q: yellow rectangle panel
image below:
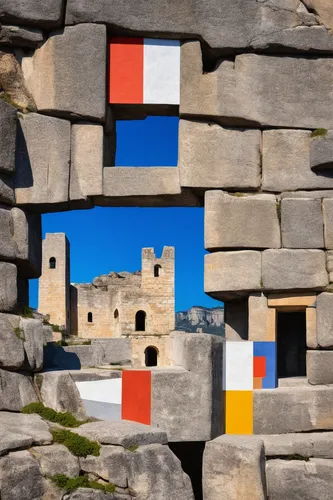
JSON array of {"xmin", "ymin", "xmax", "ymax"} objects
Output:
[{"xmin": 225, "ymin": 391, "xmax": 253, "ymax": 435}]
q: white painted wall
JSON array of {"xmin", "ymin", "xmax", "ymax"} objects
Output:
[
  {"xmin": 223, "ymin": 341, "xmax": 253, "ymax": 390},
  {"xmin": 76, "ymin": 378, "xmax": 122, "ymax": 404}
]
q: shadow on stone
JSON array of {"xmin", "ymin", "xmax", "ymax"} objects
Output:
[{"xmin": 43, "ymin": 344, "xmax": 81, "ymax": 371}]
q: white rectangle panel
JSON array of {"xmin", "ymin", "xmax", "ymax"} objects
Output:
[
  {"xmin": 143, "ymin": 39, "xmax": 180, "ymax": 105},
  {"xmin": 76, "ymin": 378, "xmax": 122, "ymax": 405},
  {"xmin": 223, "ymin": 341, "xmax": 253, "ymax": 391}
]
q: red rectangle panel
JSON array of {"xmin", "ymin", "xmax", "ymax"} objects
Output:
[
  {"xmin": 122, "ymin": 370, "xmax": 151, "ymax": 425},
  {"xmin": 254, "ymin": 356, "xmax": 266, "ymax": 378},
  {"xmin": 109, "ymin": 37, "xmax": 144, "ymax": 104}
]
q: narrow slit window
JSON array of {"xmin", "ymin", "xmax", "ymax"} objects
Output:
[{"xmin": 88, "ymin": 312, "xmax": 93, "ymax": 323}]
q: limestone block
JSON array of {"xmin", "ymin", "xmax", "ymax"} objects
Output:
[
  {"xmin": 0, "ymin": 262, "xmax": 17, "ymax": 312},
  {"xmin": 39, "ymin": 371, "xmax": 88, "ymax": 420},
  {"xmin": 80, "ymin": 445, "xmax": 128, "ymax": 486},
  {"xmin": 262, "ymin": 250, "xmax": 328, "ymax": 291},
  {"xmin": 310, "ymin": 131, "xmax": 333, "ymax": 170},
  {"xmin": 0, "ymin": 174, "xmax": 15, "ymax": 205},
  {"xmin": 307, "ymin": 351, "xmax": 333, "ymax": 385},
  {"xmin": 0, "ymin": 207, "xmax": 16, "ymax": 261},
  {"xmin": 0, "ymin": 25, "xmax": 44, "ymax": 48},
  {"xmin": 262, "ymin": 432, "xmax": 333, "ymax": 459},
  {"xmin": 68, "ymin": 490, "xmax": 128, "ymax": 500},
  {"xmin": 266, "ymin": 458, "xmax": 333, "ymax": 500},
  {"xmin": 323, "ymin": 199, "xmax": 333, "ymax": 249},
  {"xmin": 179, "ymin": 121, "xmax": 261, "ymax": 189},
  {"xmin": 0, "ymin": 99, "xmax": 16, "ymax": 173},
  {"xmin": 267, "ymin": 293, "xmax": 317, "ymax": 308},
  {"xmin": 327, "ymin": 250, "xmax": 333, "ymax": 282},
  {"xmin": 262, "ymin": 130, "xmax": 333, "ymax": 192},
  {"xmin": 0, "ymin": 52, "xmax": 36, "ymax": 113},
  {"xmin": 281, "ymin": 198, "xmax": 324, "ymax": 249},
  {"xmin": 11, "ymin": 207, "xmax": 42, "ymax": 278},
  {"xmin": 303, "ymin": 0, "xmax": 333, "ymax": 31},
  {"xmin": 205, "ymin": 191, "xmax": 280, "ymax": 250},
  {"xmin": 316, "ymin": 292, "xmax": 333, "ymax": 348},
  {"xmin": 0, "ymin": 450, "xmax": 44, "ymax": 500},
  {"xmin": 91, "ymin": 339, "xmax": 132, "ymax": 365},
  {"xmin": 224, "ymin": 300, "xmax": 248, "ymax": 340},
  {"xmin": 0, "ymin": 412, "xmax": 52, "ymax": 457},
  {"xmin": 63, "ymin": 345, "xmax": 104, "ymax": 367},
  {"xmin": 306, "ymin": 307, "xmax": 318, "ymax": 349},
  {"xmin": 249, "ymin": 293, "xmax": 276, "ymax": 342},
  {"xmin": 205, "ymin": 251, "xmax": 261, "ymax": 300},
  {"xmin": 20, "ymin": 318, "xmax": 44, "ymax": 371},
  {"xmin": 0, "ymin": 368, "xmax": 38, "ymax": 411},
  {"xmin": 0, "ymin": 0, "xmax": 64, "ymax": 27},
  {"xmin": 0, "ymin": 313, "xmax": 24, "ymax": 370},
  {"xmin": 15, "ymin": 113, "xmax": 70, "ymax": 208},
  {"xmin": 254, "ymin": 386, "xmax": 333, "ymax": 434},
  {"xmin": 24, "ymin": 24, "xmax": 106, "ymax": 121},
  {"xmin": 203, "ymin": 435, "xmax": 266, "ymax": 500},
  {"xmin": 76, "ymin": 421, "xmax": 168, "ymax": 448},
  {"xmin": 30, "ymin": 443, "xmax": 80, "ymax": 478},
  {"xmin": 70, "ymin": 123, "xmax": 103, "ymax": 201}
]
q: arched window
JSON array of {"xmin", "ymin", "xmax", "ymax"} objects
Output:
[
  {"xmin": 154, "ymin": 264, "xmax": 161, "ymax": 277},
  {"xmin": 145, "ymin": 346, "xmax": 158, "ymax": 367},
  {"xmin": 135, "ymin": 310, "xmax": 146, "ymax": 332},
  {"xmin": 49, "ymin": 257, "xmax": 56, "ymax": 269},
  {"xmin": 87, "ymin": 312, "xmax": 93, "ymax": 323},
  {"xmin": 114, "ymin": 309, "xmax": 119, "ymax": 320}
]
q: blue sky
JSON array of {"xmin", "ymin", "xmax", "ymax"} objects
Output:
[{"xmin": 29, "ymin": 116, "xmax": 222, "ymax": 312}]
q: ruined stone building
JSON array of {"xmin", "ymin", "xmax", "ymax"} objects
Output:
[{"xmin": 39, "ymin": 233, "xmax": 175, "ymax": 366}]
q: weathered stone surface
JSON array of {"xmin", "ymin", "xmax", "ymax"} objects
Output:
[
  {"xmin": 30, "ymin": 443, "xmax": 80, "ymax": 478},
  {"xmin": 224, "ymin": 299, "xmax": 248, "ymax": 340},
  {"xmin": 0, "ymin": 52, "xmax": 36, "ymax": 113},
  {"xmin": 248, "ymin": 293, "xmax": 276, "ymax": 342},
  {"xmin": 262, "ymin": 432, "xmax": 333, "ymax": 459},
  {"xmin": 0, "ymin": 25, "xmax": 44, "ymax": 48},
  {"xmin": 0, "ymin": 368, "xmax": 37, "ymax": 411},
  {"xmin": 126, "ymin": 444, "xmax": 194, "ymax": 500},
  {"xmin": 0, "ymin": 450, "xmax": 44, "ymax": 500},
  {"xmin": 68, "ymin": 489, "xmax": 125, "ymax": 500},
  {"xmin": 80, "ymin": 445, "xmax": 128, "ymax": 486},
  {"xmin": 205, "ymin": 251, "xmax": 261, "ymax": 300},
  {"xmin": 0, "ymin": 312, "xmax": 24, "ymax": 369},
  {"xmin": 263, "ymin": 129, "xmax": 333, "ymax": 192},
  {"xmin": 0, "ymin": 262, "xmax": 17, "ymax": 312},
  {"xmin": 91, "ymin": 338, "xmax": 132, "ymax": 365},
  {"xmin": 63, "ymin": 344, "xmax": 104, "ymax": 367},
  {"xmin": 70, "ymin": 123, "xmax": 103, "ymax": 201},
  {"xmin": 42, "ymin": 480, "xmax": 64, "ymax": 500},
  {"xmin": 205, "ymin": 191, "xmax": 280, "ymax": 250},
  {"xmin": 254, "ymin": 386, "xmax": 333, "ymax": 434},
  {"xmin": 262, "ymin": 250, "xmax": 328, "ymax": 291},
  {"xmin": 327, "ymin": 250, "xmax": 333, "ymax": 282},
  {"xmin": 0, "ymin": 99, "xmax": 16, "ymax": 173},
  {"xmin": 307, "ymin": 351, "xmax": 333, "ymax": 385},
  {"xmin": 0, "ymin": 174, "xmax": 14, "ymax": 205},
  {"xmin": 76, "ymin": 420, "xmax": 167, "ymax": 447},
  {"xmin": 310, "ymin": 131, "xmax": 333, "ymax": 171},
  {"xmin": 316, "ymin": 292, "xmax": 333, "ymax": 348},
  {"xmin": 0, "ymin": 207, "xmax": 16, "ymax": 260},
  {"xmin": 303, "ymin": 0, "xmax": 333, "ymax": 30},
  {"xmin": 24, "ymin": 24, "xmax": 106, "ymax": 121},
  {"xmin": 266, "ymin": 458, "xmax": 333, "ymax": 500},
  {"xmin": 15, "ymin": 113, "xmax": 70, "ymax": 208},
  {"xmin": 20, "ymin": 317, "xmax": 44, "ymax": 371},
  {"xmin": 281, "ymin": 198, "xmax": 324, "ymax": 249},
  {"xmin": 0, "ymin": 0, "xmax": 64, "ymax": 27},
  {"xmin": 0, "ymin": 412, "xmax": 52, "ymax": 457},
  {"xmin": 12, "ymin": 207, "xmax": 42, "ymax": 278},
  {"xmin": 179, "ymin": 121, "xmax": 261, "ymax": 189},
  {"xmin": 323, "ymin": 199, "xmax": 333, "ymax": 249},
  {"xmin": 203, "ymin": 435, "xmax": 266, "ymax": 500},
  {"xmin": 39, "ymin": 371, "xmax": 87, "ymax": 420}
]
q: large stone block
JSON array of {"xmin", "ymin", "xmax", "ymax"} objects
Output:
[
  {"xmin": 254, "ymin": 386, "xmax": 333, "ymax": 434},
  {"xmin": 0, "ymin": 0, "xmax": 64, "ymax": 27},
  {"xmin": 262, "ymin": 432, "xmax": 333, "ymax": 459},
  {"xmin": 0, "ymin": 262, "xmax": 17, "ymax": 312},
  {"xmin": 310, "ymin": 131, "xmax": 333, "ymax": 171},
  {"xmin": 30, "ymin": 443, "xmax": 80, "ymax": 478},
  {"xmin": 203, "ymin": 435, "xmax": 266, "ymax": 500},
  {"xmin": 15, "ymin": 113, "xmax": 70, "ymax": 208},
  {"xmin": 0, "ymin": 174, "xmax": 15, "ymax": 205},
  {"xmin": 205, "ymin": 191, "xmax": 280, "ymax": 250},
  {"xmin": 91, "ymin": 338, "xmax": 132, "ymax": 365},
  {"xmin": 323, "ymin": 199, "xmax": 333, "ymax": 249},
  {"xmin": 307, "ymin": 351, "xmax": 333, "ymax": 385},
  {"xmin": 23, "ymin": 24, "xmax": 106, "ymax": 121},
  {"xmin": 20, "ymin": 318, "xmax": 44, "ymax": 371},
  {"xmin": 12, "ymin": 207, "xmax": 42, "ymax": 278},
  {"xmin": 266, "ymin": 458, "xmax": 333, "ymax": 500},
  {"xmin": 281, "ymin": 198, "xmax": 324, "ymax": 249},
  {"xmin": 248, "ymin": 293, "xmax": 276, "ymax": 342},
  {"xmin": 0, "ymin": 207, "xmax": 16, "ymax": 261},
  {"xmin": 205, "ymin": 251, "xmax": 261, "ymax": 300},
  {"xmin": 262, "ymin": 130, "xmax": 333, "ymax": 192},
  {"xmin": 316, "ymin": 292, "xmax": 333, "ymax": 348},
  {"xmin": 262, "ymin": 250, "xmax": 328, "ymax": 291},
  {"xmin": 181, "ymin": 49, "xmax": 333, "ymax": 128},
  {"xmin": 0, "ymin": 313, "xmax": 24, "ymax": 370},
  {"xmin": 179, "ymin": 121, "xmax": 261, "ymax": 189},
  {"xmin": 80, "ymin": 445, "xmax": 128, "ymax": 486},
  {"xmin": 303, "ymin": 0, "xmax": 333, "ymax": 31},
  {"xmin": 0, "ymin": 99, "xmax": 16, "ymax": 173},
  {"xmin": 0, "ymin": 450, "xmax": 44, "ymax": 500},
  {"xmin": 0, "ymin": 368, "xmax": 38, "ymax": 411},
  {"xmin": 70, "ymin": 123, "xmax": 103, "ymax": 201}
]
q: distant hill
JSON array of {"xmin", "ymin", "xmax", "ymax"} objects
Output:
[{"xmin": 175, "ymin": 306, "xmax": 225, "ymax": 336}]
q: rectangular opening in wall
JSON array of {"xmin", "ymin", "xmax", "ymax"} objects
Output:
[{"xmin": 277, "ymin": 311, "xmax": 306, "ymax": 378}]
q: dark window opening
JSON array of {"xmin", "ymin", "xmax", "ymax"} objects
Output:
[
  {"xmin": 277, "ymin": 311, "xmax": 306, "ymax": 378},
  {"xmin": 145, "ymin": 346, "xmax": 158, "ymax": 367},
  {"xmin": 49, "ymin": 257, "xmax": 56, "ymax": 269},
  {"xmin": 114, "ymin": 309, "xmax": 119, "ymax": 319},
  {"xmin": 135, "ymin": 310, "xmax": 146, "ymax": 331},
  {"xmin": 154, "ymin": 264, "xmax": 161, "ymax": 277},
  {"xmin": 87, "ymin": 312, "xmax": 93, "ymax": 323}
]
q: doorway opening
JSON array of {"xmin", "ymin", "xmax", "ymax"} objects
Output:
[
  {"xmin": 135, "ymin": 310, "xmax": 146, "ymax": 331},
  {"xmin": 277, "ymin": 311, "xmax": 306, "ymax": 378},
  {"xmin": 145, "ymin": 346, "xmax": 158, "ymax": 367}
]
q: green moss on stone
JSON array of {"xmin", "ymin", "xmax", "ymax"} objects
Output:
[
  {"xmin": 21, "ymin": 402, "xmax": 87, "ymax": 428},
  {"xmin": 14, "ymin": 327, "xmax": 25, "ymax": 342},
  {"xmin": 311, "ymin": 128, "xmax": 328, "ymax": 138},
  {"xmin": 50, "ymin": 474, "xmax": 115, "ymax": 493},
  {"xmin": 51, "ymin": 428, "xmax": 100, "ymax": 457}
]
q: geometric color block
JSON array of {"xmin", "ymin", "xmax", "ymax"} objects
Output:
[
  {"xmin": 253, "ymin": 342, "xmax": 277, "ymax": 389},
  {"xmin": 121, "ymin": 370, "xmax": 151, "ymax": 425},
  {"xmin": 253, "ymin": 377, "xmax": 263, "ymax": 389},
  {"xmin": 223, "ymin": 341, "xmax": 253, "ymax": 391},
  {"xmin": 109, "ymin": 38, "xmax": 180, "ymax": 105},
  {"xmin": 253, "ymin": 356, "xmax": 266, "ymax": 378},
  {"xmin": 225, "ymin": 391, "xmax": 253, "ymax": 435}
]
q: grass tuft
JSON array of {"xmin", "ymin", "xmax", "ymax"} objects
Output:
[
  {"xmin": 51, "ymin": 428, "xmax": 100, "ymax": 457},
  {"xmin": 50, "ymin": 474, "xmax": 115, "ymax": 493},
  {"xmin": 21, "ymin": 402, "xmax": 87, "ymax": 428},
  {"xmin": 311, "ymin": 128, "xmax": 328, "ymax": 138}
]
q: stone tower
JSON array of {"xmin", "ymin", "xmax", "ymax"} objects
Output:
[{"xmin": 38, "ymin": 233, "xmax": 70, "ymax": 333}]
